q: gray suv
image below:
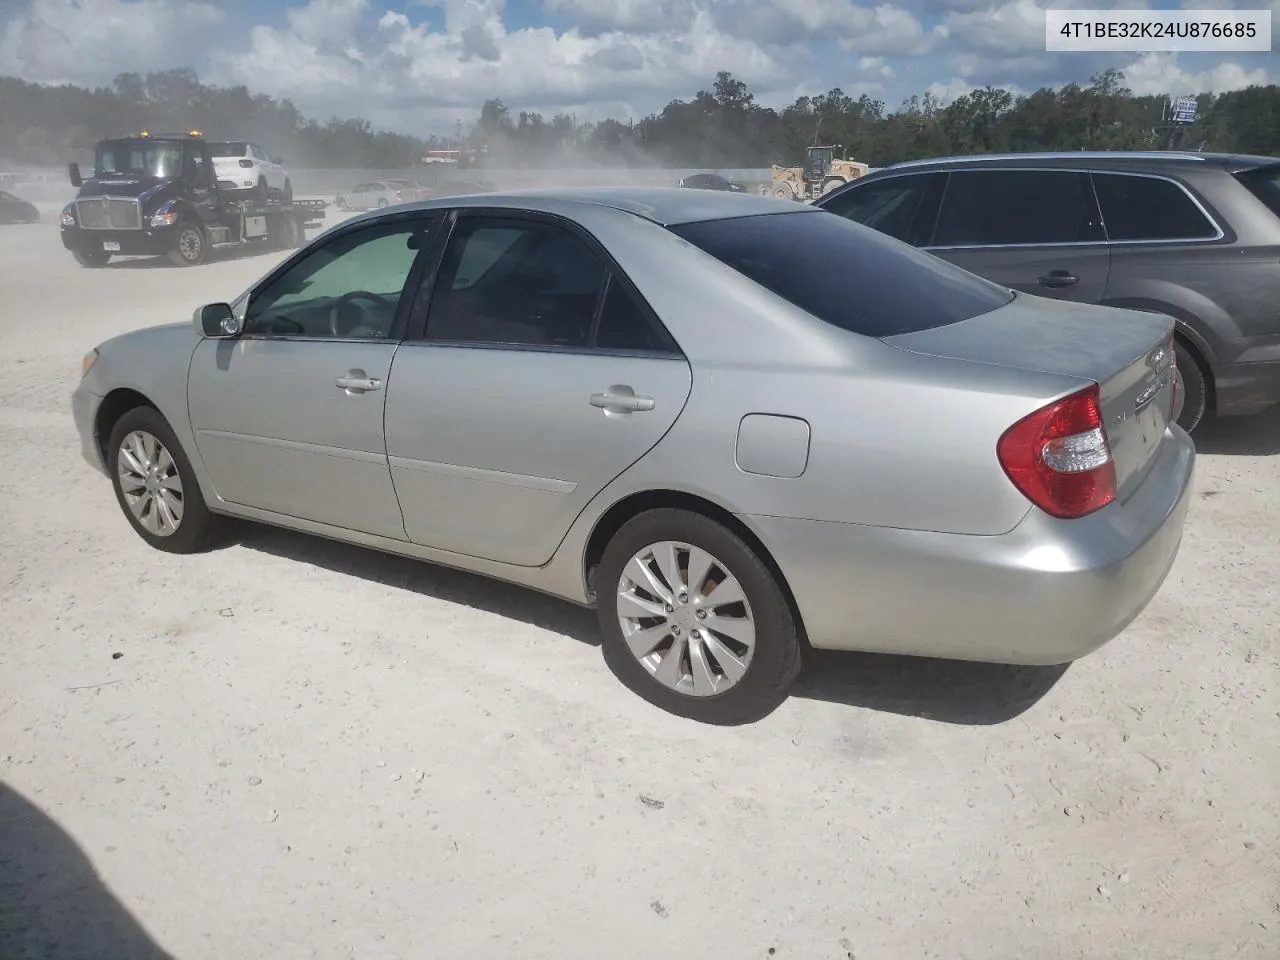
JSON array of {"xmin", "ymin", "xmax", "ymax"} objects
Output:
[{"xmin": 816, "ymin": 151, "xmax": 1280, "ymax": 433}]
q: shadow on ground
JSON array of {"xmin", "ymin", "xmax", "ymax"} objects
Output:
[
  {"xmin": 0, "ymin": 783, "xmax": 176, "ymax": 960},
  {"xmin": 237, "ymin": 525, "xmax": 1066, "ymax": 724},
  {"xmin": 101, "ymin": 245, "xmax": 290, "ymax": 270},
  {"xmin": 1193, "ymin": 406, "xmax": 1280, "ymax": 456}
]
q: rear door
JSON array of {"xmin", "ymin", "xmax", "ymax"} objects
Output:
[
  {"xmin": 384, "ymin": 210, "xmax": 693, "ymax": 567},
  {"xmin": 924, "ymin": 168, "xmax": 1111, "ymax": 303}
]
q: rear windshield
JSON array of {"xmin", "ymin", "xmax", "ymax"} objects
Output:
[
  {"xmin": 209, "ymin": 142, "xmax": 247, "ymax": 157},
  {"xmin": 668, "ymin": 211, "xmax": 1014, "ymax": 338},
  {"xmin": 1236, "ymin": 166, "xmax": 1280, "ymax": 219}
]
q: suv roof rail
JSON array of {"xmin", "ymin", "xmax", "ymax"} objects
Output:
[{"xmin": 888, "ymin": 151, "xmax": 1211, "ymax": 169}]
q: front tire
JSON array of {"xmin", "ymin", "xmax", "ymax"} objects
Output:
[
  {"xmin": 283, "ymin": 179, "xmax": 293, "ymax": 201},
  {"xmin": 107, "ymin": 407, "xmax": 223, "ymax": 554},
  {"xmin": 168, "ymin": 222, "xmax": 206, "ymax": 266},
  {"xmin": 596, "ymin": 509, "xmax": 802, "ymax": 725},
  {"xmin": 72, "ymin": 248, "xmax": 110, "ymax": 268},
  {"xmin": 1173, "ymin": 340, "xmax": 1208, "ymax": 433}
]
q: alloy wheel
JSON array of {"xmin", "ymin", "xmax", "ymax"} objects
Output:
[
  {"xmin": 117, "ymin": 430, "xmax": 185, "ymax": 537},
  {"xmin": 615, "ymin": 540, "xmax": 756, "ymax": 697}
]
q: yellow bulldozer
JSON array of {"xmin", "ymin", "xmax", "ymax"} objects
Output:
[{"xmin": 762, "ymin": 145, "xmax": 869, "ymax": 202}]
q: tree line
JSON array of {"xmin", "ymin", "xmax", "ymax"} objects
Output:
[{"xmin": 2, "ymin": 67, "xmax": 1279, "ymax": 171}]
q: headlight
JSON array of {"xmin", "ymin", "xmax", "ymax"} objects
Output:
[
  {"xmin": 81, "ymin": 348, "xmax": 99, "ymax": 379},
  {"xmin": 150, "ymin": 210, "xmax": 178, "ymax": 227},
  {"xmin": 60, "ymin": 204, "xmax": 76, "ymax": 228}
]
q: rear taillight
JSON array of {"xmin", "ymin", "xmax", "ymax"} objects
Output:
[
  {"xmin": 997, "ymin": 384, "xmax": 1116, "ymax": 519},
  {"xmin": 238, "ymin": 159, "xmax": 253, "ymax": 168}
]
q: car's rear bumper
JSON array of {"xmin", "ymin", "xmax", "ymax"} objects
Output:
[
  {"xmin": 746, "ymin": 426, "xmax": 1195, "ymax": 665},
  {"xmin": 72, "ymin": 384, "xmax": 107, "ymax": 476},
  {"xmin": 61, "ymin": 227, "xmax": 173, "ymax": 257},
  {"xmin": 1213, "ymin": 359, "xmax": 1280, "ymax": 416}
]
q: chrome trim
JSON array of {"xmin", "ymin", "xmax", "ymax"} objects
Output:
[
  {"xmin": 889, "ymin": 151, "xmax": 1211, "ymax": 170},
  {"xmin": 910, "ymin": 166, "xmax": 1226, "ymax": 251},
  {"xmin": 73, "ymin": 195, "xmax": 143, "ymax": 230}
]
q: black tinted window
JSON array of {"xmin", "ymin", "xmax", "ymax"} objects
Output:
[
  {"xmin": 933, "ymin": 170, "xmax": 1102, "ymax": 246},
  {"xmin": 821, "ymin": 174, "xmax": 937, "ymax": 244},
  {"xmin": 426, "ymin": 217, "xmax": 606, "ymax": 348},
  {"xmin": 209, "ymin": 142, "xmax": 247, "ymax": 157},
  {"xmin": 1236, "ymin": 167, "xmax": 1280, "ymax": 220},
  {"xmin": 670, "ymin": 211, "xmax": 1014, "ymax": 338},
  {"xmin": 1092, "ymin": 173, "xmax": 1218, "ymax": 241},
  {"xmin": 595, "ymin": 277, "xmax": 675, "ymax": 352}
]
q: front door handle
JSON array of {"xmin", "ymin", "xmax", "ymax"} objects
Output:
[
  {"xmin": 1037, "ymin": 270, "xmax": 1079, "ymax": 288},
  {"xmin": 336, "ymin": 371, "xmax": 383, "ymax": 393},
  {"xmin": 590, "ymin": 388, "xmax": 655, "ymax": 413}
]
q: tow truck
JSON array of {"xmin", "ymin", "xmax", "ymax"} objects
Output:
[{"xmin": 61, "ymin": 130, "xmax": 327, "ymax": 268}]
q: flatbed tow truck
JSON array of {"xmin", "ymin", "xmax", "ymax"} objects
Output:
[{"xmin": 61, "ymin": 130, "xmax": 327, "ymax": 267}]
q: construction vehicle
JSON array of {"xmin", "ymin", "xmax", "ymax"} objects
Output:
[
  {"xmin": 61, "ymin": 130, "xmax": 327, "ymax": 268},
  {"xmin": 762, "ymin": 145, "xmax": 869, "ymax": 202}
]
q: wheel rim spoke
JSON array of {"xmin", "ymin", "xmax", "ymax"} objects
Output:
[{"xmin": 615, "ymin": 539, "xmax": 756, "ymax": 698}]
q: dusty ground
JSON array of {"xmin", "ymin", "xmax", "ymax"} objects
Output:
[{"xmin": 0, "ymin": 210, "xmax": 1276, "ymax": 960}]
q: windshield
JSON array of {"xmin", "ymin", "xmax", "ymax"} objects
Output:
[
  {"xmin": 208, "ymin": 141, "xmax": 247, "ymax": 158},
  {"xmin": 93, "ymin": 139, "xmax": 183, "ymax": 179},
  {"xmin": 669, "ymin": 210, "xmax": 1015, "ymax": 338}
]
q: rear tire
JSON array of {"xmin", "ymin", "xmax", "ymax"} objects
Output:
[
  {"xmin": 596, "ymin": 508, "xmax": 802, "ymax": 725},
  {"xmin": 254, "ymin": 177, "xmax": 268, "ymax": 201},
  {"xmin": 283, "ymin": 179, "xmax": 293, "ymax": 201},
  {"xmin": 772, "ymin": 184, "xmax": 793, "ymax": 201},
  {"xmin": 376, "ymin": 198, "xmax": 389, "ymax": 209},
  {"xmin": 73, "ymin": 248, "xmax": 110, "ymax": 268},
  {"xmin": 168, "ymin": 222, "xmax": 207, "ymax": 267},
  {"xmin": 107, "ymin": 406, "xmax": 224, "ymax": 554},
  {"xmin": 1173, "ymin": 339, "xmax": 1208, "ymax": 434}
]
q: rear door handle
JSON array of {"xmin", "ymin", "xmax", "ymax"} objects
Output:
[
  {"xmin": 590, "ymin": 390, "xmax": 655, "ymax": 413},
  {"xmin": 1037, "ymin": 270, "xmax": 1079, "ymax": 288},
  {"xmin": 336, "ymin": 373, "xmax": 382, "ymax": 393}
]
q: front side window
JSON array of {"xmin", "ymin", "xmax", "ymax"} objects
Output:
[
  {"xmin": 424, "ymin": 217, "xmax": 607, "ymax": 348},
  {"xmin": 932, "ymin": 170, "xmax": 1103, "ymax": 247},
  {"xmin": 821, "ymin": 174, "xmax": 940, "ymax": 244},
  {"xmin": 244, "ymin": 217, "xmax": 437, "ymax": 339},
  {"xmin": 1092, "ymin": 173, "xmax": 1219, "ymax": 241},
  {"xmin": 670, "ymin": 210, "xmax": 1015, "ymax": 338}
]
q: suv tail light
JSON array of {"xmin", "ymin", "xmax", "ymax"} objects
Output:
[
  {"xmin": 238, "ymin": 159, "xmax": 254, "ymax": 168},
  {"xmin": 997, "ymin": 384, "xmax": 1116, "ymax": 519}
]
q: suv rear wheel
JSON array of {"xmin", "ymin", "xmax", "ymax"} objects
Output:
[{"xmin": 1173, "ymin": 340, "xmax": 1208, "ymax": 433}]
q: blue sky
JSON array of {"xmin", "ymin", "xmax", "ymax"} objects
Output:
[{"xmin": 1, "ymin": 0, "xmax": 1275, "ymax": 138}]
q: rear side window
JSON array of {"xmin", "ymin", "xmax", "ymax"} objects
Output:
[
  {"xmin": 669, "ymin": 211, "xmax": 1015, "ymax": 338},
  {"xmin": 1234, "ymin": 166, "xmax": 1280, "ymax": 221},
  {"xmin": 1092, "ymin": 173, "xmax": 1219, "ymax": 241},
  {"xmin": 820, "ymin": 173, "xmax": 942, "ymax": 245},
  {"xmin": 932, "ymin": 170, "xmax": 1104, "ymax": 246}
]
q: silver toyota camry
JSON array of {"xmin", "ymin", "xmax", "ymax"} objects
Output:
[{"xmin": 71, "ymin": 187, "xmax": 1195, "ymax": 724}]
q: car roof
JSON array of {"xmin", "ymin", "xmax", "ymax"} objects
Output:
[
  {"xmin": 883, "ymin": 150, "xmax": 1280, "ymax": 174},
  {"xmin": 340, "ymin": 186, "xmax": 811, "ymax": 227}
]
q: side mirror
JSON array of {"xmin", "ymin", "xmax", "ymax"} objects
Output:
[
  {"xmin": 69, "ymin": 162, "xmax": 83, "ymax": 188},
  {"xmin": 194, "ymin": 302, "xmax": 242, "ymax": 338}
]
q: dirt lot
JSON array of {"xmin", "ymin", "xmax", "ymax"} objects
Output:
[{"xmin": 0, "ymin": 211, "xmax": 1276, "ymax": 960}]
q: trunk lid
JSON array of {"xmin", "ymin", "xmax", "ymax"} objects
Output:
[{"xmin": 883, "ymin": 293, "xmax": 1176, "ymax": 501}]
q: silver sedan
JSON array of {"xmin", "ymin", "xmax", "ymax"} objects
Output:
[{"xmin": 71, "ymin": 187, "xmax": 1195, "ymax": 724}]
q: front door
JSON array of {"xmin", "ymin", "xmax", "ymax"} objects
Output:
[
  {"xmin": 924, "ymin": 168, "xmax": 1111, "ymax": 304},
  {"xmin": 384, "ymin": 212, "xmax": 693, "ymax": 567},
  {"xmin": 187, "ymin": 212, "xmax": 443, "ymax": 538}
]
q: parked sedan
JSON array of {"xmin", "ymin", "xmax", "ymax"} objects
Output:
[
  {"xmin": 71, "ymin": 188, "xmax": 1194, "ymax": 724},
  {"xmin": 0, "ymin": 189, "xmax": 39, "ymax": 223},
  {"xmin": 678, "ymin": 172, "xmax": 747, "ymax": 192},
  {"xmin": 336, "ymin": 179, "xmax": 435, "ymax": 211}
]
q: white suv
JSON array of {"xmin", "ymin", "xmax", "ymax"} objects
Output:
[{"xmin": 209, "ymin": 141, "xmax": 293, "ymax": 200}]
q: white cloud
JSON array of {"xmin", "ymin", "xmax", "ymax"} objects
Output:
[
  {"xmin": 1118, "ymin": 51, "xmax": 1273, "ymax": 96},
  {"xmin": 0, "ymin": 0, "xmax": 1275, "ymax": 135},
  {"xmin": 0, "ymin": 0, "xmax": 221, "ymax": 86}
]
